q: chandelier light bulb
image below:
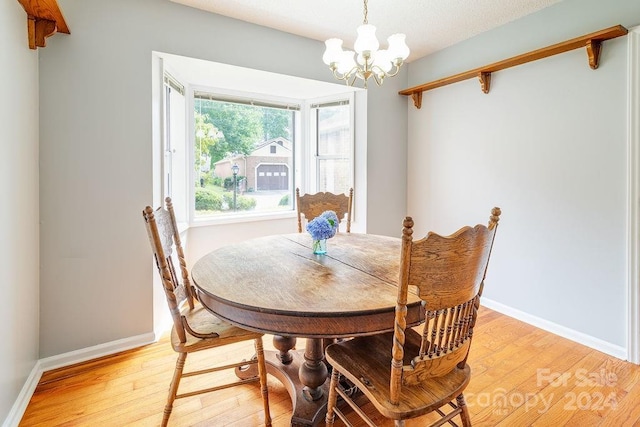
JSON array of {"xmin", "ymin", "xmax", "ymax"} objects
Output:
[
  {"xmin": 372, "ymin": 49, "xmax": 392, "ymax": 73},
  {"xmin": 353, "ymin": 24, "xmax": 379, "ymax": 55},
  {"xmin": 387, "ymin": 33, "xmax": 410, "ymax": 61},
  {"xmin": 337, "ymin": 51, "xmax": 357, "ymax": 74},
  {"xmin": 323, "ymin": 38, "xmax": 344, "ymax": 65}
]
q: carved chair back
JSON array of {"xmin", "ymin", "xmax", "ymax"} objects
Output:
[
  {"xmin": 296, "ymin": 188, "xmax": 353, "ymax": 233},
  {"xmin": 143, "ymin": 197, "xmax": 196, "ymax": 344},
  {"xmin": 390, "ymin": 208, "xmax": 501, "ymax": 404}
]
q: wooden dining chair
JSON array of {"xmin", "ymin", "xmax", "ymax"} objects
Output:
[
  {"xmin": 142, "ymin": 197, "xmax": 271, "ymax": 427},
  {"xmin": 325, "ymin": 208, "xmax": 502, "ymax": 427},
  {"xmin": 296, "ymin": 187, "xmax": 353, "ymax": 233}
]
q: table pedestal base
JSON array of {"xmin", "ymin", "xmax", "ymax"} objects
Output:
[{"xmin": 237, "ymin": 349, "xmax": 329, "ymax": 427}]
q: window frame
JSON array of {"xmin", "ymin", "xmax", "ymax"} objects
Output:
[
  {"xmin": 182, "ymin": 86, "xmax": 356, "ymax": 227},
  {"xmin": 160, "ymin": 67, "xmax": 189, "ymax": 228},
  {"xmin": 306, "ymin": 93, "xmax": 355, "ymax": 196}
]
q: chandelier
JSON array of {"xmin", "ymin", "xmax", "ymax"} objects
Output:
[{"xmin": 322, "ymin": 0, "xmax": 410, "ymax": 88}]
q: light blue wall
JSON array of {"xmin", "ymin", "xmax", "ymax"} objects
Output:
[
  {"xmin": 0, "ymin": 1, "xmax": 40, "ymax": 423},
  {"xmin": 406, "ymin": 0, "xmax": 640, "ymax": 350},
  {"xmin": 37, "ymin": 0, "xmax": 407, "ymax": 358}
]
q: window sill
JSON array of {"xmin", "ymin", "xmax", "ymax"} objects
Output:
[
  {"xmin": 177, "ymin": 222, "xmax": 189, "ymax": 234},
  {"xmin": 189, "ymin": 210, "xmax": 297, "ymax": 228}
]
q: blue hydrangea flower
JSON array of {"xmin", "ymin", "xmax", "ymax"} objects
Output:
[
  {"xmin": 306, "ymin": 210, "xmax": 339, "ymax": 240},
  {"xmin": 306, "ymin": 216, "xmax": 335, "ymax": 240},
  {"xmin": 321, "ymin": 210, "xmax": 339, "ymax": 235}
]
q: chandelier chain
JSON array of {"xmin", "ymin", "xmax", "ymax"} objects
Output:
[{"xmin": 363, "ymin": 0, "xmax": 368, "ymax": 25}]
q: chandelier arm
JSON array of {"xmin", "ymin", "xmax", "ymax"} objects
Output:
[
  {"xmin": 332, "ymin": 66, "xmax": 357, "ymax": 82},
  {"xmin": 348, "ymin": 73, "xmax": 359, "ymax": 87},
  {"xmin": 384, "ymin": 64, "xmax": 403, "ymax": 78},
  {"xmin": 369, "ymin": 64, "xmax": 392, "ymax": 84},
  {"xmin": 372, "ymin": 72, "xmax": 383, "ymax": 87},
  {"xmin": 331, "ymin": 69, "xmax": 348, "ymax": 81},
  {"xmin": 370, "ymin": 64, "xmax": 385, "ymax": 76},
  {"xmin": 346, "ymin": 67, "xmax": 360, "ymax": 81}
]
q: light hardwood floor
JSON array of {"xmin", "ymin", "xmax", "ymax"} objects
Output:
[{"xmin": 19, "ymin": 307, "xmax": 640, "ymax": 426}]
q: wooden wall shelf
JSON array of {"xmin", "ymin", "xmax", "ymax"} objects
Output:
[
  {"xmin": 17, "ymin": 0, "xmax": 70, "ymax": 50},
  {"xmin": 399, "ymin": 25, "xmax": 628, "ymax": 109}
]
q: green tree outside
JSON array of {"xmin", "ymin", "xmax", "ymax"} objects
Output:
[
  {"xmin": 196, "ymin": 98, "xmax": 293, "ymax": 167},
  {"xmin": 197, "ymin": 99, "xmax": 262, "ymax": 165},
  {"xmin": 194, "ymin": 112, "xmax": 222, "ymax": 176},
  {"xmin": 262, "ymin": 107, "xmax": 292, "ymax": 141}
]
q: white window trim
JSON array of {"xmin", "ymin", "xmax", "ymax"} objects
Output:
[
  {"xmin": 186, "ymin": 85, "xmax": 358, "ymax": 227},
  {"xmin": 626, "ymin": 25, "xmax": 640, "ymax": 364},
  {"xmin": 305, "ymin": 92, "xmax": 355, "ymax": 196}
]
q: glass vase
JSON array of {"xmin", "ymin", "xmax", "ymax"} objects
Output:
[{"xmin": 313, "ymin": 238, "xmax": 327, "ymax": 255}]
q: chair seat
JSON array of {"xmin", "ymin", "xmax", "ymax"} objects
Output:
[
  {"xmin": 325, "ymin": 330, "xmax": 471, "ymax": 421},
  {"xmin": 171, "ymin": 302, "xmax": 263, "ymax": 353}
]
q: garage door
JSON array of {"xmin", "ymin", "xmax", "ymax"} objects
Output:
[{"xmin": 256, "ymin": 164, "xmax": 289, "ymax": 191}]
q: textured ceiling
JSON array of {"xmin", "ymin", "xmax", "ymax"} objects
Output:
[{"xmin": 170, "ymin": 0, "xmax": 563, "ymax": 62}]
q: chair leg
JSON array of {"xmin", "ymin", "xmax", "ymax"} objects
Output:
[
  {"xmin": 325, "ymin": 368, "xmax": 341, "ymax": 426},
  {"xmin": 254, "ymin": 338, "xmax": 272, "ymax": 426},
  {"xmin": 457, "ymin": 394, "xmax": 472, "ymax": 427},
  {"xmin": 163, "ymin": 352, "xmax": 187, "ymax": 427}
]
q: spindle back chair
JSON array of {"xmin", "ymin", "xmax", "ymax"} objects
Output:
[
  {"xmin": 325, "ymin": 208, "xmax": 502, "ymax": 427},
  {"xmin": 143, "ymin": 197, "xmax": 272, "ymax": 426}
]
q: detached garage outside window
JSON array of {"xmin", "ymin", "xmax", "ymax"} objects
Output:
[{"xmin": 256, "ymin": 164, "xmax": 289, "ymax": 191}]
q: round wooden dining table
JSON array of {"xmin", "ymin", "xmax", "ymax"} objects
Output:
[{"xmin": 191, "ymin": 232, "xmax": 423, "ymax": 427}]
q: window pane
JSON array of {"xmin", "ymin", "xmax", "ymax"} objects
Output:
[
  {"xmin": 165, "ymin": 83, "xmax": 187, "ymax": 223},
  {"xmin": 317, "ymin": 105, "xmax": 350, "ymax": 156},
  {"xmin": 318, "ymin": 158, "xmax": 350, "ymax": 194},
  {"xmin": 194, "ymin": 97, "xmax": 296, "ymax": 217},
  {"xmin": 314, "ymin": 100, "xmax": 352, "ymax": 196}
]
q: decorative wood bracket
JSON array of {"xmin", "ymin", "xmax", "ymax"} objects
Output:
[
  {"xmin": 411, "ymin": 92, "xmax": 422, "ymax": 109},
  {"xmin": 400, "ymin": 25, "xmax": 628, "ymax": 108},
  {"xmin": 586, "ymin": 40, "xmax": 602, "ymax": 69},
  {"xmin": 27, "ymin": 16, "xmax": 56, "ymax": 49},
  {"xmin": 17, "ymin": 0, "xmax": 70, "ymax": 49},
  {"xmin": 478, "ymin": 72, "xmax": 491, "ymax": 94}
]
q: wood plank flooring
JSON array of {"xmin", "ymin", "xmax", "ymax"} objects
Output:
[{"xmin": 19, "ymin": 307, "xmax": 640, "ymax": 426}]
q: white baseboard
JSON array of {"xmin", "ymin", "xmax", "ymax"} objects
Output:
[
  {"xmin": 481, "ymin": 298, "xmax": 627, "ymax": 361},
  {"xmin": 2, "ymin": 332, "xmax": 158, "ymax": 427},
  {"xmin": 2, "ymin": 361, "xmax": 42, "ymax": 427},
  {"xmin": 38, "ymin": 332, "xmax": 158, "ymax": 372}
]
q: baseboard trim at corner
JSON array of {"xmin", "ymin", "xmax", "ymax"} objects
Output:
[
  {"xmin": 38, "ymin": 332, "xmax": 157, "ymax": 372},
  {"xmin": 481, "ymin": 298, "xmax": 627, "ymax": 361},
  {"xmin": 2, "ymin": 332, "xmax": 158, "ymax": 427},
  {"xmin": 2, "ymin": 362, "xmax": 42, "ymax": 427}
]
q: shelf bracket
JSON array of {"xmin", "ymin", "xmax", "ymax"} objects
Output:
[
  {"xmin": 478, "ymin": 72, "xmax": 491, "ymax": 94},
  {"xmin": 27, "ymin": 15, "xmax": 57, "ymax": 49},
  {"xmin": 17, "ymin": 0, "xmax": 70, "ymax": 50},
  {"xmin": 586, "ymin": 39, "xmax": 602, "ymax": 69},
  {"xmin": 411, "ymin": 92, "xmax": 423, "ymax": 109}
]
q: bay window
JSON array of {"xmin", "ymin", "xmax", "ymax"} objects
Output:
[{"xmin": 156, "ymin": 53, "xmax": 361, "ymax": 228}]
